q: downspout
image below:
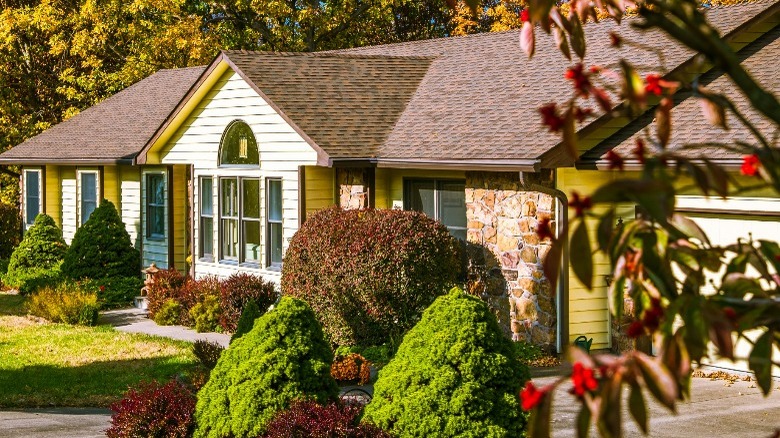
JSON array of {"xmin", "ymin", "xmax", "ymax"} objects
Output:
[{"xmin": 519, "ymin": 172, "xmax": 569, "ymax": 354}]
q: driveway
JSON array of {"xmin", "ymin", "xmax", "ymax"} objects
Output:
[{"xmin": 0, "ymin": 408, "xmax": 111, "ymax": 438}]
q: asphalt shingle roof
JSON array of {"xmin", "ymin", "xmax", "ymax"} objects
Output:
[
  {"xmin": 224, "ymin": 51, "xmax": 432, "ymax": 159},
  {"xmin": 0, "ymin": 66, "xmax": 205, "ymax": 164},
  {"xmin": 582, "ymin": 21, "xmax": 779, "ymax": 166},
  {"xmin": 2, "ymin": 0, "xmax": 777, "ymax": 167},
  {"xmin": 328, "ymin": 0, "xmax": 777, "ymax": 164}
]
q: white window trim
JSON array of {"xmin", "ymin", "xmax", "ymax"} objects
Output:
[
  {"xmin": 145, "ymin": 172, "xmax": 167, "ymax": 240},
  {"xmin": 76, "ymin": 169, "xmax": 100, "ymax": 227},
  {"xmin": 23, "ymin": 168, "xmax": 43, "ymax": 228}
]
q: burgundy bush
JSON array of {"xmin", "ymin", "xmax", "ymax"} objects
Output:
[
  {"xmin": 282, "ymin": 207, "xmax": 461, "ymax": 346},
  {"xmin": 262, "ymin": 400, "xmax": 391, "ymax": 438},
  {"xmin": 219, "ymin": 272, "xmax": 277, "ymax": 332},
  {"xmin": 178, "ymin": 276, "xmax": 220, "ymax": 326},
  {"xmin": 145, "ymin": 268, "xmax": 187, "ymax": 320},
  {"xmin": 106, "ymin": 379, "xmax": 196, "ymax": 438}
]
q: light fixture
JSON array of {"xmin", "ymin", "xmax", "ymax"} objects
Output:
[{"xmin": 239, "ymin": 133, "xmax": 248, "ymax": 159}]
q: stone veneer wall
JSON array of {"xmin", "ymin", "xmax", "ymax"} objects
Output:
[
  {"xmin": 465, "ymin": 171, "xmax": 557, "ymax": 352},
  {"xmin": 337, "ymin": 168, "xmax": 370, "ymax": 209}
]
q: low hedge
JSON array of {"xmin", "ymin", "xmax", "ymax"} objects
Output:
[{"xmin": 282, "ymin": 207, "xmax": 461, "ymax": 346}]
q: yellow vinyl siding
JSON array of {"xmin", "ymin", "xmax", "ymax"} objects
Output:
[
  {"xmin": 304, "ymin": 166, "xmax": 335, "ymax": 218},
  {"xmin": 374, "ymin": 168, "xmax": 390, "ymax": 209},
  {"xmin": 172, "ymin": 165, "xmax": 188, "ymax": 271},
  {"xmin": 556, "ymin": 168, "xmax": 626, "ymax": 350},
  {"xmin": 44, "ymin": 165, "xmax": 60, "ymax": 226},
  {"xmin": 102, "ymin": 166, "xmax": 121, "ymax": 209}
]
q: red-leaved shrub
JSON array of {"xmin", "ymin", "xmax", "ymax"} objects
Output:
[
  {"xmin": 178, "ymin": 276, "xmax": 220, "ymax": 325},
  {"xmin": 282, "ymin": 207, "xmax": 460, "ymax": 346},
  {"xmin": 146, "ymin": 269, "xmax": 187, "ymax": 320},
  {"xmin": 106, "ymin": 379, "xmax": 196, "ymax": 438},
  {"xmin": 262, "ymin": 400, "xmax": 391, "ymax": 438},
  {"xmin": 219, "ymin": 273, "xmax": 277, "ymax": 332}
]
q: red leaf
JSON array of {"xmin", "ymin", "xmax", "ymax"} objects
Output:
[{"xmin": 520, "ymin": 22, "xmax": 535, "ymax": 58}]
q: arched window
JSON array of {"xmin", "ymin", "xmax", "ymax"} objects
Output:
[{"xmin": 219, "ymin": 120, "xmax": 259, "ymax": 166}]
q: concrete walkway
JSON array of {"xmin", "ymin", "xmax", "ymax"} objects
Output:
[
  {"xmin": 99, "ymin": 307, "xmax": 231, "ymax": 347},
  {"xmin": 0, "ymin": 408, "xmax": 111, "ymax": 438}
]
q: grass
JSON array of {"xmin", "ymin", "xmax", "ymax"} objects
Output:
[{"xmin": 0, "ymin": 293, "xmax": 198, "ymax": 408}]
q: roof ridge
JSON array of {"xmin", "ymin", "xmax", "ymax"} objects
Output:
[{"xmin": 222, "ymin": 49, "xmax": 437, "ymax": 60}]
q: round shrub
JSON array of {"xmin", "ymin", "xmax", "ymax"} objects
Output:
[
  {"xmin": 61, "ymin": 199, "xmax": 141, "ymax": 280},
  {"xmin": 194, "ymin": 297, "xmax": 339, "ymax": 438},
  {"xmin": 189, "ymin": 295, "xmax": 221, "ymax": 333},
  {"xmin": 106, "ymin": 379, "xmax": 196, "ymax": 438},
  {"xmin": 219, "ymin": 272, "xmax": 277, "ymax": 332},
  {"xmin": 230, "ymin": 299, "xmax": 262, "ymax": 344},
  {"xmin": 331, "ymin": 353, "xmax": 372, "ymax": 385},
  {"xmin": 362, "ymin": 288, "xmax": 530, "ymax": 437},
  {"xmin": 6, "ymin": 213, "xmax": 67, "ymax": 276},
  {"xmin": 282, "ymin": 207, "xmax": 461, "ymax": 346},
  {"xmin": 0, "ymin": 201, "xmax": 21, "ymax": 260},
  {"xmin": 263, "ymin": 400, "xmax": 391, "ymax": 438},
  {"xmin": 179, "ymin": 276, "xmax": 221, "ymax": 326},
  {"xmin": 26, "ymin": 283, "xmax": 99, "ymax": 326},
  {"xmin": 154, "ymin": 299, "xmax": 182, "ymax": 326}
]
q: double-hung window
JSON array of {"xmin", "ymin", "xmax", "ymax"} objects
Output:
[
  {"xmin": 24, "ymin": 169, "xmax": 41, "ymax": 227},
  {"xmin": 79, "ymin": 171, "xmax": 99, "ymax": 225},
  {"xmin": 200, "ymin": 177, "xmax": 214, "ymax": 260},
  {"xmin": 404, "ymin": 179, "xmax": 467, "ymax": 240},
  {"xmin": 266, "ymin": 178, "xmax": 283, "ymax": 268},
  {"xmin": 146, "ymin": 173, "xmax": 165, "ymax": 238},
  {"xmin": 219, "ymin": 177, "xmax": 261, "ymax": 264},
  {"xmin": 220, "ymin": 178, "xmax": 240, "ymax": 260}
]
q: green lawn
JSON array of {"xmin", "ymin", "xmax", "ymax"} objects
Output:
[{"xmin": 0, "ymin": 293, "xmax": 197, "ymax": 408}]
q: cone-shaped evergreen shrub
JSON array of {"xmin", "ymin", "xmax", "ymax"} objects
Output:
[
  {"xmin": 362, "ymin": 288, "xmax": 530, "ymax": 437},
  {"xmin": 0, "ymin": 201, "xmax": 21, "ymax": 259},
  {"xmin": 7, "ymin": 213, "xmax": 67, "ymax": 273},
  {"xmin": 230, "ymin": 299, "xmax": 262, "ymax": 344},
  {"xmin": 282, "ymin": 207, "xmax": 461, "ymax": 346},
  {"xmin": 194, "ymin": 296, "xmax": 339, "ymax": 438},
  {"xmin": 61, "ymin": 200, "xmax": 141, "ymax": 280}
]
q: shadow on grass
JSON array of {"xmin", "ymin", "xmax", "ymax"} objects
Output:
[
  {"xmin": 0, "ymin": 356, "xmax": 195, "ymax": 408},
  {"xmin": 0, "ymin": 293, "xmax": 26, "ymax": 316}
]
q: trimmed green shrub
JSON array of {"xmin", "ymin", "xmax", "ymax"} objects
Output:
[
  {"xmin": 189, "ymin": 295, "xmax": 221, "ymax": 333},
  {"xmin": 0, "ymin": 201, "xmax": 21, "ymax": 260},
  {"xmin": 219, "ymin": 272, "xmax": 277, "ymax": 332},
  {"xmin": 0, "ymin": 259, "xmax": 8, "ymax": 277},
  {"xmin": 5, "ymin": 264, "xmax": 64, "ymax": 295},
  {"xmin": 283, "ymin": 207, "xmax": 461, "ymax": 346},
  {"xmin": 5, "ymin": 213, "xmax": 67, "ymax": 292},
  {"xmin": 61, "ymin": 200, "xmax": 141, "ymax": 280},
  {"xmin": 146, "ymin": 268, "xmax": 188, "ymax": 320},
  {"xmin": 194, "ymin": 297, "xmax": 339, "ymax": 438},
  {"xmin": 362, "ymin": 288, "xmax": 530, "ymax": 437},
  {"xmin": 27, "ymin": 283, "xmax": 100, "ymax": 326},
  {"xmin": 154, "ymin": 299, "xmax": 182, "ymax": 326},
  {"xmin": 230, "ymin": 299, "xmax": 261, "ymax": 344},
  {"xmin": 82, "ymin": 276, "xmax": 144, "ymax": 309}
]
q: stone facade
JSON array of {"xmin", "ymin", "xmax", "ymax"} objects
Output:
[
  {"xmin": 465, "ymin": 171, "xmax": 557, "ymax": 352},
  {"xmin": 337, "ymin": 168, "xmax": 371, "ymax": 209}
]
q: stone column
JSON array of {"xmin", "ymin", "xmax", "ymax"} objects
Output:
[
  {"xmin": 465, "ymin": 171, "xmax": 557, "ymax": 353},
  {"xmin": 336, "ymin": 168, "xmax": 372, "ymax": 210}
]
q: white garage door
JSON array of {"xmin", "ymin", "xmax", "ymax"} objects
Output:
[{"xmin": 679, "ymin": 196, "xmax": 780, "ymax": 377}]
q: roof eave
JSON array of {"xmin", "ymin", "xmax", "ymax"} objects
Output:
[
  {"xmin": 0, "ymin": 157, "xmax": 135, "ymax": 166},
  {"xmin": 330, "ymin": 157, "xmax": 542, "ymax": 172},
  {"xmin": 579, "ymin": 158, "xmax": 745, "ymax": 172}
]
